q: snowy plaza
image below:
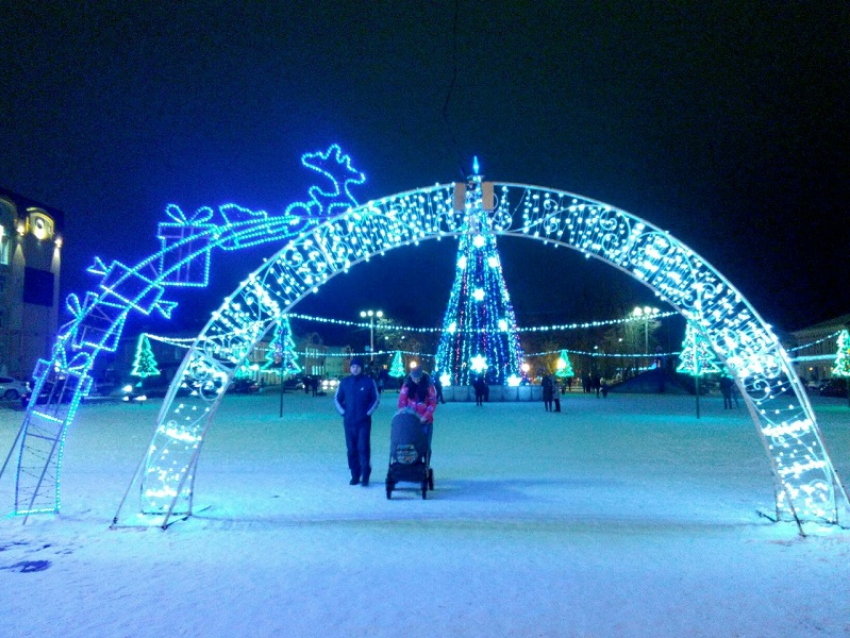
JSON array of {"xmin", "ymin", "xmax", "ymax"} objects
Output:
[
  {"xmin": 2, "ymin": 6, "xmax": 848, "ymax": 636},
  {"xmin": 1, "ymin": 390, "xmax": 848, "ymax": 637}
]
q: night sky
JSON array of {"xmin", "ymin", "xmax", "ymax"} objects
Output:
[{"xmin": 2, "ymin": 2, "xmax": 848, "ymax": 345}]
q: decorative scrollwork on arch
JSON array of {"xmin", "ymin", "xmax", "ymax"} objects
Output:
[{"xmin": 114, "ymin": 181, "xmax": 849, "ymax": 531}]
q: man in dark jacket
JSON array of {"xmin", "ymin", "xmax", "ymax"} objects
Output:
[{"xmin": 334, "ymin": 357, "xmax": 380, "ymax": 486}]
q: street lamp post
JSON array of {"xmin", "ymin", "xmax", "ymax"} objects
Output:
[
  {"xmin": 273, "ymin": 349, "xmax": 285, "ymax": 418},
  {"xmin": 633, "ymin": 306, "xmax": 659, "ymax": 369},
  {"xmin": 360, "ymin": 309, "xmax": 383, "ymax": 363}
]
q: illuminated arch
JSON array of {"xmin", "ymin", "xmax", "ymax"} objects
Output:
[{"xmin": 113, "ymin": 182, "xmax": 850, "ymax": 531}]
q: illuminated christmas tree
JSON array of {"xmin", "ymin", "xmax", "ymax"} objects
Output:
[
  {"xmin": 832, "ymin": 329, "xmax": 850, "ymax": 407},
  {"xmin": 389, "ymin": 351, "xmax": 405, "ymax": 379},
  {"xmin": 555, "ymin": 350, "xmax": 575, "ymax": 379},
  {"xmin": 677, "ymin": 323, "xmax": 722, "ymax": 418},
  {"xmin": 131, "ymin": 334, "xmax": 160, "ymax": 379},
  {"xmin": 262, "ymin": 317, "xmax": 301, "ymax": 377},
  {"xmin": 677, "ymin": 323, "xmax": 722, "ymax": 377},
  {"xmin": 832, "ymin": 330, "xmax": 850, "ymax": 378},
  {"xmin": 435, "ymin": 162, "xmax": 523, "ymax": 386}
]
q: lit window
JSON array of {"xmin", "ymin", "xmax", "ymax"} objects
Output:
[
  {"xmin": 27, "ymin": 210, "xmax": 55, "ymax": 241},
  {"xmin": 0, "ymin": 199, "xmax": 15, "ymax": 265},
  {"xmin": 0, "ymin": 225, "xmax": 10, "ymax": 265}
]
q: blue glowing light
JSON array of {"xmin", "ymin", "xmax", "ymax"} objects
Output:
[
  {"xmin": 3, "ymin": 145, "xmax": 363, "ymax": 518},
  {"xmin": 112, "ymin": 177, "xmax": 850, "ymax": 531},
  {"xmin": 4, "ymin": 144, "xmax": 845, "ymax": 534}
]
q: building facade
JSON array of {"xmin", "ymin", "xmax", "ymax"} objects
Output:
[
  {"xmin": 105, "ymin": 328, "xmax": 352, "ymax": 387},
  {"xmin": 0, "ymin": 189, "xmax": 64, "ymax": 379},
  {"xmin": 788, "ymin": 313, "xmax": 850, "ymax": 383}
]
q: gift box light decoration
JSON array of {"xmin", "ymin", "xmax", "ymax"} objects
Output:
[{"xmin": 2, "ymin": 145, "xmax": 361, "ymax": 519}]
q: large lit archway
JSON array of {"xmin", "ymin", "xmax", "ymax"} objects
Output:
[{"xmin": 113, "ymin": 181, "xmax": 850, "ymax": 530}]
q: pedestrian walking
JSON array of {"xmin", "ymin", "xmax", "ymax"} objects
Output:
[
  {"xmin": 334, "ymin": 357, "xmax": 380, "ymax": 486},
  {"xmin": 398, "ymin": 366, "xmax": 437, "ymax": 425}
]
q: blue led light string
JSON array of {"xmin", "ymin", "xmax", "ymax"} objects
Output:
[
  {"xmin": 434, "ymin": 177, "xmax": 523, "ymax": 386},
  {"xmin": 144, "ymin": 331, "xmax": 681, "ymax": 360},
  {"xmin": 280, "ymin": 310, "xmax": 679, "ymax": 333},
  {"xmin": 1, "ymin": 145, "xmax": 361, "ymax": 518},
  {"xmin": 786, "ymin": 331, "xmax": 842, "ymax": 352}
]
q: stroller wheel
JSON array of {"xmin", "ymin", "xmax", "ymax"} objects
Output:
[
  {"xmin": 421, "ymin": 481, "xmax": 428, "ymax": 499},
  {"xmin": 385, "ymin": 480, "xmax": 393, "ymax": 500},
  {"xmin": 428, "ymin": 468, "xmax": 434, "ymax": 491}
]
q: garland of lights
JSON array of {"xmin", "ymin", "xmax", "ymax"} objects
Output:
[
  {"xmin": 145, "ymin": 320, "xmax": 836, "ymax": 361},
  {"xmin": 144, "ymin": 332, "xmax": 681, "ymax": 360},
  {"xmin": 787, "ymin": 330, "xmax": 842, "ymax": 352},
  {"xmin": 95, "ymin": 150, "xmax": 847, "ymax": 531},
  {"xmin": 282, "ymin": 310, "xmax": 678, "ymax": 333}
]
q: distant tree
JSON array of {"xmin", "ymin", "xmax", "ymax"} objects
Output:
[
  {"xmin": 390, "ymin": 351, "xmax": 405, "ymax": 379},
  {"xmin": 832, "ymin": 329, "xmax": 850, "ymax": 407},
  {"xmin": 262, "ymin": 317, "xmax": 301, "ymax": 377},
  {"xmin": 131, "ymin": 334, "xmax": 160, "ymax": 379},
  {"xmin": 832, "ymin": 330, "xmax": 850, "ymax": 378},
  {"xmin": 677, "ymin": 323, "xmax": 722, "ymax": 419},
  {"xmin": 677, "ymin": 324, "xmax": 721, "ymax": 377},
  {"xmin": 555, "ymin": 350, "xmax": 575, "ymax": 379}
]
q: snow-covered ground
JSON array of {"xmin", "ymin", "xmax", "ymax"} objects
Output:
[{"xmin": 1, "ymin": 390, "xmax": 848, "ymax": 637}]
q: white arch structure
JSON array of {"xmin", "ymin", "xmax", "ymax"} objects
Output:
[{"xmin": 113, "ymin": 182, "xmax": 850, "ymax": 530}]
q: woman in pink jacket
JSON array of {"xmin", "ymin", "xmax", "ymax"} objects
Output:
[{"xmin": 397, "ymin": 366, "xmax": 437, "ymax": 424}]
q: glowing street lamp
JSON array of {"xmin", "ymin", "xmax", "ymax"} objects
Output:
[
  {"xmin": 633, "ymin": 306, "xmax": 659, "ymax": 365},
  {"xmin": 359, "ymin": 309, "xmax": 383, "ymax": 362}
]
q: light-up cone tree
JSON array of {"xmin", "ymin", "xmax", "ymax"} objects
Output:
[
  {"xmin": 831, "ymin": 329, "xmax": 850, "ymax": 407},
  {"xmin": 262, "ymin": 317, "xmax": 301, "ymax": 378},
  {"xmin": 677, "ymin": 323, "xmax": 723, "ymax": 376},
  {"xmin": 677, "ymin": 323, "xmax": 722, "ymax": 418},
  {"xmin": 389, "ymin": 350, "xmax": 405, "ymax": 380},
  {"xmin": 555, "ymin": 350, "xmax": 575, "ymax": 380},
  {"xmin": 435, "ymin": 161, "xmax": 523, "ymax": 386},
  {"xmin": 131, "ymin": 334, "xmax": 160, "ymax": 380}
]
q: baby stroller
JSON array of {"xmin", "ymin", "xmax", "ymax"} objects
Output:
[{"xmin": 386, "ymin": 409, "xmax": 434, "ymax": 499}]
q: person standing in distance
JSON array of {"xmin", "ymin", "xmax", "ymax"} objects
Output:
[{"xmin": 334, "ymin": 356, "xmax": 380, "ymax": 486}]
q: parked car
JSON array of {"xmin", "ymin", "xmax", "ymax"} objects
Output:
[
  {"xmin": 321, "ymin": 377, "xmax": 340, "ymax": 391},
  {"xmin": 819, "ymin": 379, "xmax": 848, "ymax": 398},
  {"xmin": 90, "ymin": 378, "xmax": 120, "ymax": 397},
  {"xmin": 805, "ymin": 379, "xmax": 828, "ymax": 394},
  {"xmin": 0, "ymin": 376, "xmax": 28, "ymax": 401},
  {"xmin": 228, "ymin": 378, "xmax": 260, "ymax": 394},
  {"xmin": 283, "ymin": 375, "xmax": 305, "ymax": 391}
]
